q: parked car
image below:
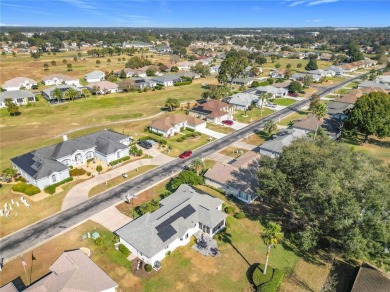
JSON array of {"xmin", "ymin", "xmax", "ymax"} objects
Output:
[
  {"xmin": 288, "ymin": 92, "xmax": 298, "ymax": 97},
  {"xmin": 137, "ymin": 140, "xmax": 152, "ymax": 149},
  {"xmin": 222, "ymin": 120, "xmax": 234, "ymax": 126},
  {"xmin": 179, "ymin": 150, "xmax": 192, "ymax": 159}
]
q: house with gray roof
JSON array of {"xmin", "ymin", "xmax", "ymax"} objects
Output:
[
  {"xmin": 0, "ymin": 90, "xmax": 36, "ymax": 108},
  {"xmin": 325, "ymin": 65, "xmax": 345, "ymax": 76},
  {"xmin": 11, "ymin": 130, "xmax": 131, "ymax": 189},
  {"xmin": 115, "ymin": 184, "xmax": 227, "ymax": 267},
  {"xmin": 259, "ymin": 129, "xmax": 307, "ymax": 158},
  {"xmin": 326, "ymin": 101, "xmax": 354, "ymax": 120},
  {"xmin": 42, "ymin": 85, "xmax": 82, "ymax": 102},
  {"xmin": 358, "ymin": 81, "xmax": 390, "ymax": 92},
  {"xmin": 228, "ymin": 92, "xmax": 259, "ymax": 110},
  {"xmin": 23, "ymin": 249, "xmax": 118, "ymax": 292},
  {"xmin": 255, "ymin": 85, "xmax": 288, "ymax": 98},
  {"xmin": 84, "ymin": 70, "xmax": 105, "ymax": 83},
  {"xmin": 151, "ymin": 75, "xmax": 182, "ymax": 86},
  {"xmin": 228, "ymin": 77, "xmax": 254, "ymax": 87}
]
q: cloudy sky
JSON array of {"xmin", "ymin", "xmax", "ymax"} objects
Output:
[{"xmin": 1, "ymin": 0, "xmax": 389, "ymax": 27}]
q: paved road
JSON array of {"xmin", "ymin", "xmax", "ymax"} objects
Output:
[{"xmin": 0, "ymin": 74, "xmax": 367, "ymax": 262}]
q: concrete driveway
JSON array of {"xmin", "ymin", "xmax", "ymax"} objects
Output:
[
  {"xmin": 198, "ymin": 128, "xmax": 226, "ymax": 139},
  {"xmin": 230, "ymin": 121, "xmax": 248, "ymax": 130},
  {"xmin": 207, "ymin": 152, "xmax": 234, "ymax": 164},
  {"xmin": 91, "ymin": 205, "xmax": 131, "ymax": 231}
]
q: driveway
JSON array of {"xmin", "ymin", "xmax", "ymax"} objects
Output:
[
  {"xmin": 61, "ymin": 153, "xmax": 174, "ymax": 211},
  {"xmin": 231, "ymin": 141, "xmax": 257, "ymax": 151},
  {"xmin": 90, "ymin": 205, "xmax": 131, "ymax": 232},
  {"xmin": 198, "ymin": 128, "xmax": 226, "ymax": 139},
  {"xmin": 230, "ymin": 121, "xmax": 248, "ymax": 130},
  {"xmin": 207, "ymin": 152, "xmax": 234, "ymax": 164}
]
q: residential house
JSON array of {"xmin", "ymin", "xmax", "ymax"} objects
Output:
[
  {"xmin": 149, "ymin": 115, "xmax": 188, "ymax": 137},
  {"xmin": 269, "ymin": 69, "xmax": 286, "ymax": 79},
  {"xmin": 123, "ymin": 41, "xmax": 151, "ymax": 48},
  {"xmin": 290, "ymin": 73, "xmax": 307, "ymax": 82},
  {"xmin": 88, "ymin": 81, "xmax": 119, "ymax": 94},
  {"xmin": 152, "ymin": 75, "xmax": 182, "ymax": 87},
  {"xmin": 133, "ymin": 77, "xmax": 157, "ymax": 89},
  {"xmin": 0, "ymin": 90, "xmax": 35, "ymax": 108},
  {"xmin": 228, "ymin": 92, "xmax": 259, "ymax": 110},
  {"xmin": 11, "ymin": 130, "xmax": 131, "ymax": 189},
  {"xmin": 115, "ymin": 184, "xmax": 227, "ymax": 267},
  {"xmin": 259, "ymin": 129, "xmax": 307, "ymax": 158},
  {"xmin": 42, "ymin": 85, "xmax": 82, "ymax": 102},
  {"xmin": 254, "ymin": 85, "xmax": 288, "ymax": 98},
  {"xmin": 336, "ymin": 87, "xmax": 387, "ymax": 105},
  {"xmin": 307, "ymin": 69, "xmax": 335, "ymax": 77},
  {"xmin": 291, "ymin": 114, "xmax": 324, "ymax": 134},
  {"xmin": 186, "ymin": 116, "xmax": 207, "ymax": 131},
  {"xmin": 340, "ymin": 63, "xmax": 358, "ymax": 73},
  {"xmin": 228, "ymin": 77, "xmax": 254, "ymax": 87},
  {"xmin": 179, "ymin": 72, "xmax": 201, "ymax": 79},
  {"xmin": 23, "ymin": 249, "xmax": 118, "ymax": 292},
  {"xmin": 205, "ymin": 151, "xmax": 260, "ymax": 203},
  {"xmin": 177, "ymin": 61, "xmax": 194, "ymax": 71},
  {"xmin": 376, "ymin": 75, "xmax": 390, "ymax": 84},
  {"xmin": 42, "ymin": 74, "xmax": 79, "ymax": 86},
  {"xmin": 84, "ymin": 70, "xmax": 105, "ymax": 83},
  {"xmin": 326, "ymin": 101, "xmax": 353, "ymax": 121},
  {"xmin": 115, "ymin": 68, "xmax": 138, "ymax": 78},
  {"xmin": 2, "ymin": 77, "xmax": 37, "ymax": 91},
  {"xmin": 358, "ymin": 81, "xmax": 390, "ymax": 92},
  {"xmin": 319, "ymin": 53, "xmax": 332, "ymax": 61},
  {"xmin": 351, "ymin": 262, "xmax": 390, "ymax": 292},
  {"xmin": 210, "ymin": 65, "xmax": 220, "ymax": 75},
  {"xmin": 189, "ymin": 100, "xmax": 234, "ymax": 124},
  {"xmin": 325, "ymin": 66, "xmax": 344, "ymax": 76}
]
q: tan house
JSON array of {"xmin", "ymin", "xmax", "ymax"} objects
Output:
[
  {"xmin": 149, "ymin": 114, "xmax": 206, "ymax": 137},
  {"xmin": 189, "ymin": 100, "xmax": 234, "ymax": 124}
]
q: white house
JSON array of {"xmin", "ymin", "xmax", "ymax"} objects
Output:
[
  {"xmin": 151, "ymin": 75, "xmax": 182, "ymax": 87},
  {"xmin": 84, "ymin": 70, "xmax": 105, "ymax": 83},
  {"xmin": 2, "ymin": 77, "xmax": 37, "ymax": 91},
  {"xmin": 228, "ymin": 92, "xmax": 259, "ymax": 110},
  {"xmin": 115, "ymin": 184, "xmax": 227, "ymax": 267},
  {"xmin": 255, "ymin": 85, "xmax": 288, "ymax": 98},
  {"xmin": 0, "ymin": 90, "xmax": 36, "ymax": 108},
  {"xmin": 149, "ymin": 115, "xmax": 188, "ymax": 137},
  {"xmin": 177, "ymin": 61, "xmax": 195, "ymax": 71},
  {"xmin": 42, "ymin": 74, "xmax": 79, "ymax": 86},
  {"xmin": 88, "ymin": 81, "xmax": 119, "ymax": 94},
  {"xmin": 259, "ymin": 129, "xmax": 307, "ymax": 158}
]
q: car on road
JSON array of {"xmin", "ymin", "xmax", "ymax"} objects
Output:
[
  {"xmin": 137, "ymin": 140, "xmax": 152, "ymax": 149},
  {"xmin": 222, "ymin": 120, "xmax": 234, "ymax": 126},
  {"xmin": 179, "ymin": 150, "xmax": 192, "ymax": 159}
]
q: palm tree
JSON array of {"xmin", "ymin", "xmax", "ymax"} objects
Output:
[
  {"xmin": 190, "ymin": 158, "xmax": 205, "ymax": 175},
  {"xmin": 262, "ymin": 222, "xmax": 283, "ymax": 275},
  {"xmin": 259, "ymin": 93, "xmax": 272, "ymax": 117},
  {"xmin": 51, "ymin": 88, "xmax": 63, "ymax": 103},
  {"xmin": 312, "ymin": 102, "xmax": 327, "ymax": 139},
  {"xmin": 64, "ymin": 88, "xmax": 80, "ymax": 101}
]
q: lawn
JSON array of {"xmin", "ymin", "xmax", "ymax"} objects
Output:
[
  {"xmin": 206, "ymin": 123, "xmax": 235, "ymax": 134},
  {"xmin": 0, "ymin": 179, "xmax": 87, "ymax": 237},
  {"xmin": 242, "ymin": 130, "xmax": 270, "ymax": 146},
  {"xmin": 262, "ymin": 57, "xmax": 333, "ymax": 71},
  {"xmin": 277, "ymin": 110, "xmax": 310, "ymax": 127},
  {"xmin": 219, "ymin": 147, "xmax": 248, "ymax": 158},
  {"xmin": 0, "ymin": 78, "xmax": 212, "ymax": 168},
  {"xmin": 234, "ymin": 108, "xmax": 275, "ymax": 123},
  {"xmin": 342, "ymin": 136, "xmax": 390, "ymax": 165},
  {"xmin": 88, "ymin": 165, "xmax": 157, "ymax": 197},
  {"xmin": 272, "ymin": 98, "xmax": 297, "ymax": 106},
  {"xmin": 335, "ymin": 88, "xmax": 351, "ymax": 95}
]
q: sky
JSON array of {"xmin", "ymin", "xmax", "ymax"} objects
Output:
[{"xmin": 1, "ymin": 0, "xmax": 390, "ymax": 27}]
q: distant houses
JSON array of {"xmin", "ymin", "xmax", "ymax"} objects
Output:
[
  {"xmin": 0, "ymin": 90, "xmax": 36, "ymax": 108},
  {"xmin": 42, "ymin": 85, "xmax": 82, "ymax": 102},
  {"xmin": 88, "ymin": 81, "xmax": 119, "ymax": 94},
  {"xmin": 151, "ymin": 75, "xmax": 182, "ymax": 86},
  {"xmin": 2, "ymin": 77, "xmax": 37, "ymax": 91}
]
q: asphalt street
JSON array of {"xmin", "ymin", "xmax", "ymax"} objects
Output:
[{"xmin": 0, "ymin": 74, "xmax": 366, "ymax": 262}]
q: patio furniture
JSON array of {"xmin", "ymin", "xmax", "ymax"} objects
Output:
[{"xmin": 91, "ymin": 231, "xmax": 100, "ymax": 240}]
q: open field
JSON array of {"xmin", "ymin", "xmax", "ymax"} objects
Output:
[
  {"xmin": 234, "ymin": 108, "xmax": 275, "ymax": 123},
  {"xmin": 262, "ymin": 57, "xmax": 333, "ymax": 72},
  {"xmin": 343, "ymin": 136, "xmax": 390, "ymax": 165},
  {"xmin": 0, "ymin": 78, "xmax": 213, "ymax": 169}
]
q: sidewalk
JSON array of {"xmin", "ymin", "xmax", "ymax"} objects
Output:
[{"xmin": 61, "ymin": 153, "xmax": 174, "ymax": 211}]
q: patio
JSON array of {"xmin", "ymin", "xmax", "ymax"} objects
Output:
[{"xmin": 192, "ymin": 230, "xmax": 220, "ymax": 257}]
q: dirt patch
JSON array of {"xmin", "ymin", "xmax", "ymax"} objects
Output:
[{"xmin": 131, "ymin": 260, "xmax": 158, "ymax": 278}]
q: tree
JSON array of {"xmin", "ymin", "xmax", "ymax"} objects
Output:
[
  {"xmin": 51, "ymin": 60, "xmax": 56, "ymax": 66},
  {"xmin": 107, "ymin": 58, "xmax": 111, "ymax": 64},
  {"xmin": 297, "ymin": 63, "xmax": 302, "ymax": 68},
  {"xmin": 4, "ymin": 98, "xmax": 19, "ymax": 116},
  {"xmin": 288, "ymin": 81, "xmax": 303, "ymax": 93},
  {"xmin": 118, "ymin": 79, "xmax": 136, "ymax": 92},
  {"xmin": 264, "ymin": 120, "xmax": 277, "ymax": 135},
  {"xmin": 305, "ymin": 59, "xmax": 318, "ymax": 71},
  {"xmin": 30, "ymin": 52, "xmax": 40, "ymax": 60},
  {"xmin": 259, "ymin": 93, "xmax": 272, "ymax": 116},
  {"xmin": 64, "ymin": 87, "xmax": 80, "ymax": 101},
  {"xmin": 170, "ymin": 66, "xmax": 179, "ymax": 72},
  {"xmin": 275, "ymin": 63, "xmax": 281, "ymax": 69},
  {"xmin": 250, "ymin": 67, "xmax": 260, "ymax": 77},
  {"xmin": 119, "ymin": 69, "xmax": 127, "ymax": 79},
  {"xmin": 96, "ymin": 60, "xmax": 101, "ymax": 67},
  {"xmin": 286, "ymin": 63, "xmax": 292, "ymax": 69},
  {"xmin": 81, "ymin": 88, "xmax": 90, "ymax": 98},
  {"xmin": 303, "ymin": 74, "xmax": 313, "ymax": 87},
  {"xmin": 169, "ymin": 54, "xmax": 180, "ymax": 64},
  {"xmin": 312, "ymin": 102, "xmax": 327, "ymax": 139},
  {"xmin": 62, "ymin": 59, "xmax": 67, "ymax": 64},
  {"xmin": 67, "ymin": 63, "xmax": 73, "ymax": 71},
  {"xmin": 73, "ymin": 56, "xmax": 78, "ymax": 62},
  {"xmin": 158, "ymin": 63, "xmax": 168, "ymax": 72},
  {"xmin": 190, "ymin": 158, "xmax": 205, "ymax": 175},
  {"xmin": 343, "ymin": 92, "xmax": 390, "ymax": 142},
  {"xmin": 51, "ymin": 87, "xmax": 63, "ymax": 103},
  {"xmin": 167, "ymin": 170, "xmax": 204, "ymax": 192},
  {"xmin": 271, "ymin": 55, "xmax": 276, "ymax": 63},
  {"xmin": 165, "ymin": 98, "xmax": 180, "ymax": 111},
  {"xmin": 218, "ymin": 52, "xmax": 249, "ymax": 89},
  {"xmin": 256, "ymin": 137, "xmax": 390, "ymax": 266},
  {"xmin": 255, "ymin": 56, "xmax": 267, "ymax": 65},
  {"xmin": 43, "ymin": 63, "xmax": 49, "ymax": 70},
  {"xmin": 308, "ymin": 93, "xmax": 321, "ymax": 111},
  {"xmin": 262, "ymin": 222, "xmax": 283, "ymax": 275}
]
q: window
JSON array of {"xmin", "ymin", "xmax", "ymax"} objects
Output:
[
  {"xmin": 17, "ymin": 98, "xmax": 24, "ymax": 103},
  {"xmin": 117, "ymin": 151, "xmax": 121, "ymax": 159},
  {"xmin": 28, "ymin": 96, "xmax": 35, "ymax": 102},
  {"xmin": 185, "ymin": 233, "xmax": 189, "ymax": 239},
  {"xmin": 51, "ymin": 174, "xmax": 57, "ymax": 183}
]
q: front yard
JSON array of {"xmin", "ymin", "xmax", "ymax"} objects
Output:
[
  {"xmin": 277, "ymin": 110, "xmax": 310, "ymax": 127},
  {"xmin": 234, "ymin": 108, "xmax": 275, "ymax": 123},
  {"xmin": 206, "ymin": 123, "xmax": 235, "ymax": 134},
  {"xmin": 272, "ymin": 98, "xmax": 298, "ymax": 106},
  {"xmin": 219, "ymin": 147, "xmax": 248, "ymax": 158}
]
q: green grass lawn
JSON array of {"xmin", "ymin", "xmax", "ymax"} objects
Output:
[
  {"xmin": 242, "ymin": 130, "xmax": 271, "ymax": 146},
  {"xmin": 206, "ymin": 123, "xmax": 235, "ymax": 134},
  {"xmin": 272, "ymin": 98, "xmax": 297, "ymax": 106},
  {"xmin": 219, "ymin": 147, "xmax": 247, "ymax": 158},
  {"xmin": 335, "ymin": 88, "xmax": 350, "ymax": 94},
  {"xmin": 342, "ymin": 136, "xmax": 390, "ymax": 165},
  {"xmin": 234, "ymin": 108, "xmax": 275, "ymax": 123},
  {"xmin": 277, "ymin": 110, "xmax": 310, "ymax": 126},
  {"xmin": 262, "ymin": 57, "xmax": 333, "ymax": 71}
]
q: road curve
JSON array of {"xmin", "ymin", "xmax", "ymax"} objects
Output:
[{"xmin": 0, "ymin": 74, "xmax": 366, "ymax": 262}]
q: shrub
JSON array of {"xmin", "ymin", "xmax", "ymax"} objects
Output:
[
  {"xmin": 94, "ymin": 237, "xmax": 103, "ymax": 246},
  {"xmin": 69, "ymin": 168, "xmax": 86, "ymax": 176},
  {"xmin": 176, "ymin": 137, "xmax": 185, "ymax": 142},
  {"xmin": 145, "ymin": 264, "xmax": 152, "ymax": 272},
  {"xmin": 87, "ymin": 158, "xmax": 94, "ymax": 163},
  {"xmin": 224, "ymin": 205, "xmax": 236, "ymax": 214},
  {"xmin": 96, "ymin": 165, "xmax": 102, "ymax": 172},
  {"xmin": 186, "ymin": 127, "xmax": 195, "ymax": 132},
  {"xmin": 234, "ymin": 212, "xmax": 246, "ymax": 219},
  {"xmin": 118, "ymin": 244, "xmax": 130, "ymax": 257},
  {"xmin": 44, "ymin": 177, "xmax": 74, "ymax": 194},
  {"xmin": 109, "ymin": 156, "xmax": 130, "ymax": 166},
  {"xmin": 12, "ymin": 182, "xmax": 40, "ymax": 196},
  {"xmin": 252, "ymin": 264, "xmax": 285, "ymax": 292},
  {"xmin": 160, "ymin": 191, "xmax": 172, "ymax": 199},
  {"xmin": 87, "ymin": 172, "xmax": 92, "ymax": 176},
  {"xmin": 259, "ymin": 269, "xmax": 284, "ymax": 292},
  {"xmin": 174, "ymin": 81, "xmax": 192, "ymax": 86},
  {"xmin": 44, "ymin": 185, "xmax": 56, "ymax": 194},
  {"xmin": 205, "ymin": 184, "xmax": 226, "ymax": 194},
  {"xmin": 166, "ymin": 250, "xmax": 171, "ymax": 256}
]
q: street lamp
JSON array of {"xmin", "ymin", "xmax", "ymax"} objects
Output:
[{"xmin": 126, "ymin": 193, "xmax": 138, "ymax": 219}]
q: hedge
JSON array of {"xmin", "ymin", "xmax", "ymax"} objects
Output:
[
  {"xmin": 259, "ymin": 269, "xmax": 284, "ymax": 292},
  {"xmin": 118, "ymin": 244, "xmax": 130, "ymax": 257},
  {"xmin": 186, "ymin": 127, "xmax": 195, "ymax": 132},
  {"xmin": 252, "ymin": 264, "xmax": 285, "ymax": 292},
  {"xmin": 145, "ymin": 264, "xmax": 153, "ymax": 272},
  {"xmin": 139, "ymin": 136, "xmax": 167, "ymax": 145},
  {"xmin": 204, "ymin": 184, "xmax": 226, "ymax": 195},
  {"xmin": 12, "ymin": 182, "xmax": 40, "ymax": 196},
  {"xmin": 234, "ymin": 212, "xmax": 246, "ymax": 219},
  {"xmin": 176, "ymin": 132, "xmax": 201, "ymax": 142},
  {"xmin": 69, "ymin": 168, "xmax": 86, "ymax": 176},
  {"xmin": 224, "ymin": 205, "xmax": 236, "ymax": 214},
  {"xmin": 174, "ymin": 81, "xmax": 192, "ymax": 86},
  {"xmin": 109, "ymin": 156, "xmax": 130, "ymax": 166},
  {"xmin": 44, "ymin": 177, "xmax": 74, "ymax": 194}
]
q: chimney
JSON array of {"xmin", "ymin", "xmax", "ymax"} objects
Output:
[{"xmin": 63, "ymin": 135, "xmax": 68, "ymax": 141}]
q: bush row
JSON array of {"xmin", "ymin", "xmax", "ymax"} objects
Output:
[
  {"xmin": 118, "ymin": 244, "xmax": 130, "ymax": 257},
  {"xmin": 252, "ymin": 264, "xmax": 285, "ymax": 292},
  {"xmin": 44, "ymin": 177, "xmax": 74, "ymax": 194},
  {"xmin": 109, "ymin": 156, "xmax": 130, "ymax": 166},
  {"xmin": 12, "ymin": 182, "xmax": 40, "ymax": 196},
  {"xmin": 174, "ymin": 81, "xmax": 192, "ymax": 86},
  {"xmin": 176, "ymin": 132, "xmax": 201, "ymax": 142},
  {"xmin": 205, "ymin": 184, "xmax": 226, "ymax": 195},
  {"xmin": 139, "ymin": 136, "xmax": 167, "ymax": 145},
  {"xmin": 69, "ymin": 168, "xmax": 87, "ymax": 176}
]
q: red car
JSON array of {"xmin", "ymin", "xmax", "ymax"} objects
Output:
[
  {"xmin": 222, "ymin": 120, "xmax": 234, "ymax": 126},
  {"xmin": 179, "ymin": 150, "xmax": 192, "ymax": 159}
]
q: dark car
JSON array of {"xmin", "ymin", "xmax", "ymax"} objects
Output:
[
  {"xmin": 288, "ymin": 92, "xmax": 298, "ymax": 97},
  {"xmin": 137, "ymin": 140, "xmax": 152, "ymax": 149},
  {"xmin": 179, "ymin": 150, "xmax": 192, "ymax": 159},
  {"xmin": 222, "ymin": 120, "xmax": 234, "ymax": 126}
]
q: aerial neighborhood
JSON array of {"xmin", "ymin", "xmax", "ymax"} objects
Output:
[{"xmin": 0, "ymin": 20, "xmax": 390, "ymax": 292}]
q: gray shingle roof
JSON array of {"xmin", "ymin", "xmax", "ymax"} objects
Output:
[
  {"xmin": 42, "ymin": 85, "xmax": 81, "ymax": 100},
  {"xmin": 352, "ymin": 262, "xmax": 390, "ymax": 292},
  {"xmin": 84, "ymin": 70, "xmax": 105, "ymax": 80},
  {"xmin": 152, "ymin": 75, "xmax": 182, "ymax": 83},
  {"xmin": 259, "ymin": 129, "xmax": 307, "ymax": 154},
  {"xmin": 0, "ymin": 90, "xmax": 34, "ymax": 103},
  {"xmin": 359, "ymin": 81, "xmax": 390, "ymax": 90},
  {"xmin": 326, "ymin": 101, "xmax": 353, "ymax": 115},
  {"xmin": 229, "ymin": 92, "xmax": 259, "ymax": 107},
  {"xmin": 115, "ymin": 185, "xmax": 226, "ymax": 258},
  {"xmin": 255, "ymin": 85, "xmax": 288, "ymax": 96}
]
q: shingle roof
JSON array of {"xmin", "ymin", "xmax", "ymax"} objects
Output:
[
  {"xmin": 259, "ymin": 129, "xmax": 307, "ymax": 154},
  {"xmin": 42, "ymin": 74, "xmax": 78, "ymax": 82},
  {"xmin": 115, "ymin": 185, "xmax": 226, "ymax": 258},
  {"xmin": 0, "ymin": 90, "xmax": 34, "ymax": 103},
  {"xmin": 190, "ymin": 100, "xmax": 231, "ymax": 119},
  {"xmin": 24, "ymin": 249, "xmax": 118, "ymax": 292},
  {"xmin": 351, "ymin": 262, "xmax": 390, "ymax": 292},
  {"xmin": 152, "ymin": 75, "xmax": 182, "ymax": 83},
  {"xmin": 150, "ymin": 115, "xmax": 188, "ymax": 132},
  {"xmin": 292, "ymin": 114, "xmax": 323, "ymax": 132},
  {"xmin": 186, "ymin": 116, "xmax": 205, "ymax": 127},
  {"xmin": 2, "ymin": 77, "xmax": 37, "ymax": 88},
  {"xmin": 88, "ymin": 80, "xmax": 118, "ymax": 90},
  {"xmin": 84, "ymin": 70, "xmax": 105, "ymax": 79},
  {"xmin": 359, "ymin": 81, "xmax": 390, "ymax": 91},
  {"xmin": 326, "ymin": 101, "xmax": 353, "ymax": 115},
  {"xmin": 229, "ymin": 93, "xmax": 259, "ymax": 107},
  {"xmin": 0, "ymin": 282, "xmax": 19, "ymax": 292},
  {"xmin": 255, "ymin": 85, "xmax": 288, "ymax": 95}
]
